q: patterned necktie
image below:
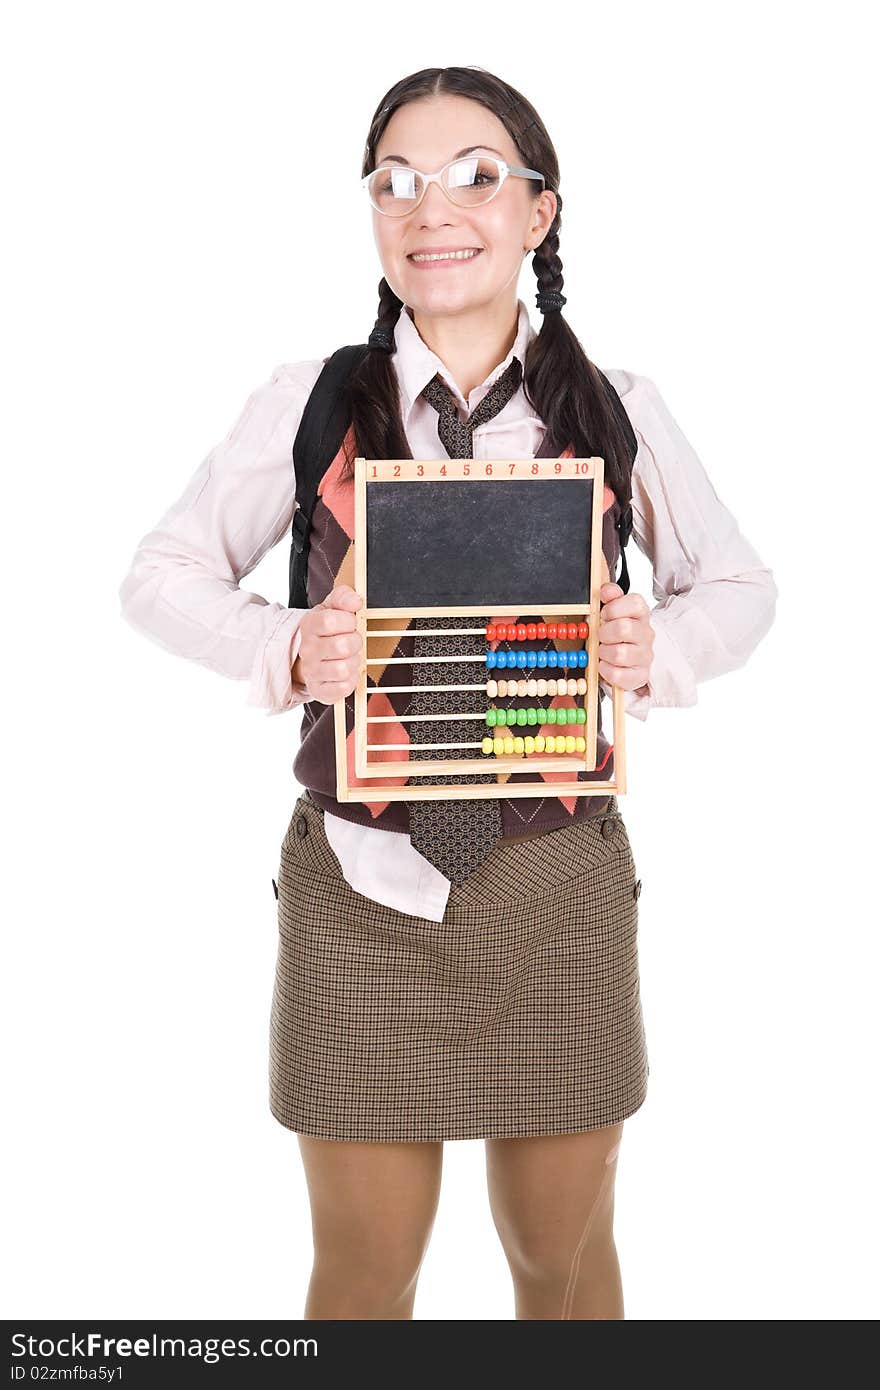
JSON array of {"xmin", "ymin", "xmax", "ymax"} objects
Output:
[{"xmin": 407, "ymin": 357, "xmax": 524, "ymax": 886}]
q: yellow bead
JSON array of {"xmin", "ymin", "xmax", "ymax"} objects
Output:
[
  {"xmin": 545, "ymin": 736, "xmax": 556, "ymax": 753},
  {"xmin": 493, "ymin": 737, "xmax": 505, "ymax": 755},
  {"xmin": 504, "ymin": 737, "xmax": 515, "ymax": 755},
  {"xmin": 565, "ymin": 735, "xmax": 576, "ymax": 753},
  {"xmin": 524, "ymin": 736, "xmax": 535, "ymax": 754},
  {"xmin": 482, "ymin": 737, "xmax": 494, "ymax": 755},
  {"xmin": 575, "ymin": 736, "xmax": 586, "ymax": 752},
  {"xmin": 535, "ymin": 735, "xmax": 545, "ymax": 752},
  {"xmin": 513, "ymin": 736, "xmax": 525, "ymax": 754}
]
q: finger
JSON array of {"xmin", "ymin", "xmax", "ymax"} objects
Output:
[
  {"xmin": 598, "ymin": 640, "xmax": 644, "ymax": 668},
  {"xmin": 599, "ymin": 613, "xmax": 652, "ymax": 644},
  {"xmin": 598, "ymin": 660, "xmax": 649, "ymax": 689},
  {"xmin": 322, "ymin": 584, "xmax": 364, "ymax": 611},
  {"xmin": 598, "ymin": 589, "xmax": 648, "ymax": 623}
]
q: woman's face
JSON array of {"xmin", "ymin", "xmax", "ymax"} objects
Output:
[{"xmin": 371, "ymin": 94, "xmax": 556, "ymax": 318}]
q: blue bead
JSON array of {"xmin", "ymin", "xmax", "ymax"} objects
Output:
[
  {"xmin": 547, "ymin": 650, "xmax": 558, "ymax": 667},
  {"xmin": 516, "ymin": 651, "xmax": 527, "ymax": 669},
  {"xmin": 536, "ymin": 650, "xmax": 548, "ymax": 668},
  {"xmin": 496, "ymin": 651, "xmax": 508, "ymax": 669},
  {"xmin": 486, "ymin": 651, "xmax": 497, "ymax": 669},
  {"xmin": 577, "ymin": 650, "xmax": 587, "ymax": 668},
  {"xmin": 526, "ymin": 651, "xmax": 537, "ymax": 668}
]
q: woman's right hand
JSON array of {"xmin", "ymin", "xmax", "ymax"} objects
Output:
[{"xmin": 292, "ymin": 584, "xmax": 364, "ymax": 705}]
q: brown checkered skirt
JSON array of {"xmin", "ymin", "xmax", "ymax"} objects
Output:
[{"xmin": 269, "ymin": 791, "xmax": 648, "ymax": 1142}]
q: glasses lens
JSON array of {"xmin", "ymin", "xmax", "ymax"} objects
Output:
[
  {"xmin": 367, "ymin": 157, "xmax": 502, "ymax": 215},
  {"xmin": 443, "ymin": 156, "xmax": 501, "ymax": 205}
]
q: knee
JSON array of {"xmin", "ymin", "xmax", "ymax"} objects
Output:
[
  {"xmin": 498, "ymin": 1194, "xmax": 616, "ymax": 1287},
  {"xmin": 312, "ymin": 1225, "xmax": 430, "ymax": 1305}
]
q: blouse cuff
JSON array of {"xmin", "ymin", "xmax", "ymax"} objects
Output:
[{"xmin": 246, "ymin": 608, "xmax": 311, "ymax": 715}]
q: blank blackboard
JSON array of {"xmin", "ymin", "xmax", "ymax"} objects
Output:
[{"xmin": 366, "ymin": 477, "xmax": 594, "ymax": 608}]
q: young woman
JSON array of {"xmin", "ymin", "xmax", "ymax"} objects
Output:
[{"xmin": 119, "ymin": 67, "xmax": 777, "ymax": 1319}]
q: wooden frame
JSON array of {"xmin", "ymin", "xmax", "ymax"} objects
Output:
[{"xmin": 333, "ymin": 456, "xmax": 627, "ymax": 803}]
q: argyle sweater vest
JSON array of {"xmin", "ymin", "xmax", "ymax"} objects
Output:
[{"xmin": 292, "ymin": 425, "xmax": 624, "ymax": 836}]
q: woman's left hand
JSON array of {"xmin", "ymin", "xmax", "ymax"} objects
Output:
[{"xmin": 597, "ymin": 582, "xmax": 655, "ymax": 691}]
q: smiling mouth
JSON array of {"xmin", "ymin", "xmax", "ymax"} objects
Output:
[{"xmin": 407, "ymin": 248, "xmax": 483, "ymax": 265}]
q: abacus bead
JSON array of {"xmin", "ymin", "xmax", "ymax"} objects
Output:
[
  {"xmin": 487, "ymin": 679, "xmax": 498, "ymax": 697},
  {"xmin": 516, "ymin": 651, "xmax": 527, "ymax": 668},
  {"xmin": 547, "ymin": 624, "xmax": 557, "ymax": 638},
  {"xmin": 577, "ymin": 708, "xmax": 586, "ymax": 723},
  {"xmin": 517, "ymin": 680, "xmax": 528, "ymax": 696},
  {"xmin": 578, "ymin": 650, "xmax": 587, "ymax": 668},
  {"xmin": 496, "ymin": 709, "xmax": 506, "ymax": 726},
  {"xmin": 493, "ymin": 737, "xmax": 505, "ymax": 755},
  {"xmin": 549, "ymin": 679, "xmax": 559, "ymax": 695},
  {"xmin": 575, "ymin": 736, "xmax": 586, "ymax": 752},
  {"xmin": 547, "ymin": 707, "xmax": 557, "ymax": 724},
  {"xmin": 536, "ymin": 623, "xmax": 547, "ymax": 639},
  {"xmin": 578, "ymin": 622, "xmax": 588, "ymax": 639},
  {"xmin": 527, "ymin": 707, "xmax": 537, "ymax": 724},
  {"xmin": 507, "ymin": 708, "xmax": 517, "ymax": 726},
  {"xmin": 525, "ymin": 651, "xmax": 536, "ymax": 668},
  {"xmin": 535, "ymin": 735, "xmax": 545, "ymax": 752},
  {"xmin": 516, "ymin": 624, "xmax": 527, "ymax": 640},
  {"xmin": 498, "ymin": 680, "xmax": 508, "ymax": 696},
  {"xmin": 537, "ymin": 679, "xmax": 547, "ymax": 696},
  {"xmin": 548, "ymin": 650, "xmax": 558, "ymax": 667},
  {"xmin": 527, "ymin": 679, "xmax": 538, "ymax": 697},
  {"xmin": 486, "ymin": 651, "xmax": 497, "ymax": 669},
  {"xmin": 565, "ymin": 735, "xmax": 576, "ymax": 753},
  {"xmin": 567, "ymin": 679, "xmax": 577, "ymax": 696},
  {"xmin": 513, "ymin": 736, "xmax": 525, "ymax": 754},
  {"xmin": 516, "ymin": 708, "xmax": 526, "ymax": 726},
  {"xmin": 482, "ymin": 737, "xmax": 493, "ymax": 755},
  {"xmin": 524, "ymin": 735, "xmax": 535, "ymax": 753},
  {"xmin": 566, "ymin": 622, "xmax": 578, "ymax": 639},
  {"xmin": 526, "ymin": 623, "xmax": 537, "ymax": 639},
  {"xmin": 486, "ymin": 624, "xmax": 496, "ymax": 641},
  {"xmin": 577, "ymin": 678, "xmax": 587, "ymax": 694},
  {"xmin": 545, "ymin": 735, "xmax": 556, "ymax": 753},
  {"xmin": 486, "ymin": 709, "xmax": 497, "ymax": 727},
  {"xmin": 504, "ymin": 736, "xmax": 515, "ymax": 755},
  {"xmin": 536, "ymin": 708, "xmax": 547, "ymax": 724},
  {"xmin": 536, "ymin": 651, "xmax": 548, "ymax": 668}
]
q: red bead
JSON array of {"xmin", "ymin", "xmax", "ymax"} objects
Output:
[
  {"xmin": 567, "ymin": 622, "xmax": 578, "ymax": 639},
  {"xmin": 501, "ymin": 624, "xmax": 513, "ymax": 640},
  {"xmin": 547, "ymin": 624, "xmax": 557, "ymax": 638},
  {"xmin": 486, "ymin": 624, "xmax": 496, "ymax": 641},
  {"xmin": 578, "ymin": 622, "xmax": 588, "ymax": 638},
  {"xmin": 536, "ymin": 623, "xmax": 547, "ymax": 639},
  {"xmin": 516, "ymin": 624, "xmax": 527, "ymax": 641},
  {"xmin": 526, "ymin": 623, "xmax": 537, "ymax": 639}
]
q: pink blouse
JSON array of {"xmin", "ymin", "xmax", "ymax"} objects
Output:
[{"xmin": 119, "ymin": 297, "xmax": 777, "ymax": 921}]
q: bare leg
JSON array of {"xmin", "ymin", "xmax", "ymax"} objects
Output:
[
  {"xmin": 485, "ymin": 1123, "xmax": 625, "ymax": 1319},
  {"xmin": 296, "ymin": 1135, "xmax": 443, "ymax": 1319}
]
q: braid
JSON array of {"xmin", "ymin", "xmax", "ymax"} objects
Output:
[
  {"xmin": 532, "ymin": 192, "xmax": 566, "ymax": 311},
  {"xmin": 368, "ymin": 276, "xmax": 405, "ymax": 353}
]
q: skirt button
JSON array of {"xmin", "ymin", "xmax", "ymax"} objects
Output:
[
  {"xmin": 295, "ymin": 814, "xmax": 309, "ymax": 839},
  {"xmin": 600, "ymin": 818, "xmax": 616, "ymax": 840},
  {"xmin": 633, "ymin": 879, "xmax": 642, "ymax": 899}
]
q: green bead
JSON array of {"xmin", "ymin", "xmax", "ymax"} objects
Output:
[
  {"xmin": 576, "ymin": 708, "xmax": 586, "ymax": 723},
  {"xmin": 527, "ymin": 707, "xmax": 537, "ymax": 724},
  {"xmin": 547, "ymin": 708, "xmax": 557, "ymax": 724},
  {"xmin": 517, "ymin": 708, "xmax": 527, "ymax": 726},
  {"xmin": 486, "ymin": 709, "xmax": 497, "ymax": 727},
  {"xmin": 537, "ymin": 708, "xmax": 547, "ymax": 724}
]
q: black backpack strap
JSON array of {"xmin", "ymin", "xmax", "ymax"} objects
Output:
[
  {"xmin": 288, "ymin": 344, "xmax": 370, "ymax": 609},
  {"xmin": 596, "ymin": 369, "xmax": 638, "ymax": 595}
]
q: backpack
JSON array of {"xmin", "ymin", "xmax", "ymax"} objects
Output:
[{"xmin": 288, "ymin": 344, "xmax": 636, "ymax": 611}]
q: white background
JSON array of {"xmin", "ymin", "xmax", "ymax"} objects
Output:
[{"xmin": 3, "ymin": 0, "xmax": 877, "ymax": 1321}]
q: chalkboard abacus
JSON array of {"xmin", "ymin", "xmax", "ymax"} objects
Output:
[{"xmin": 332, "ymin": 455, "xmax": 626, "ymax": 803}]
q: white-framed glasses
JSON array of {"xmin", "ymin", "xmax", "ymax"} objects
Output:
[{"xmin": 362, "ymin": 154, "xmax": 546, "ymax": 217}]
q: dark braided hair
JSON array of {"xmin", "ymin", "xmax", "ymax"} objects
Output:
[{"xmin": 341, "ymin": 66, "xmax": 632, "ymax": 518}]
